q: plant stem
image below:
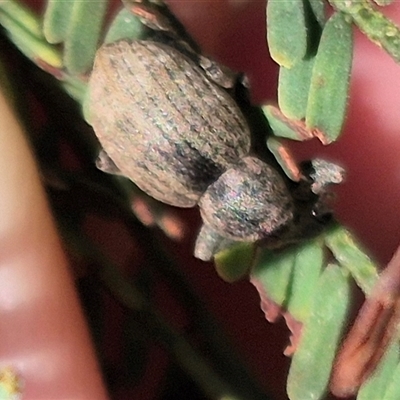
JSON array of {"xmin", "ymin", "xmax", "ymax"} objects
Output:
[{"xmin": 328, "ymin": 0, "xmax": 400, "ymax": 63}]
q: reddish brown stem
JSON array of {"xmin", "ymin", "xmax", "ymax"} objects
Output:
[{"xmin": 331, "ymin": 245, "xmax": 400, "ymax": 397}]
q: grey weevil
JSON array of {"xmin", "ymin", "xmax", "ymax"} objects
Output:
[{"xmin": 87, "ymin": 1, "xmax": 345, "ymax": 261}]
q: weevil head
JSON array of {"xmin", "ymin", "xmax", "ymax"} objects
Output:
[
  {"xmin": 271, "ymin": 157, "xmax": 345, "ymax": 245},
  {"xmin": 195, "ymin": 156, "xmax": 345, "ymax": 260},
  {"xmin": 199, "ymin": 156, "xmax": 295, "ymax": 243}
]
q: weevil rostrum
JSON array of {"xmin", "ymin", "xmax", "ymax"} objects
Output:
[{"xmin": 85, "ymin": 1, "xmax": 399, "ymax": 398}]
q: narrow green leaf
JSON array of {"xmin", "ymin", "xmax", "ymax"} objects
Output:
[
  {"xmin": 382, "ymin": 356, "xmax": 400, "ymax": 400},
  {"xmin": 286, "ymin": 240, "xmax": 324, "ymax": 322},
  {"xmin": 357, "ymin": 341, "xmax": 399, "ymax": 400},
  {"xmin": 324, "ymin": 225, "xmax": 379, "ymax": 294},
  {"xmin": 264, "ymin": 107, "xmax": 302, "ymax": 141},
  {"xmin": 329, "ymin": 0, "xmax": 400, "ymax": 63},
  {"xmin": 0, "ymin": 9, "xmax": 62, "ymax": 69},
  {"xmin": 64, "ymin": 0, "xmax": 108, "ymax": 74},
  {"xmin": 287, "ymin": 264, "xmax": 351, "ymax": 400},
  {"xmin": 266, "ymin": 0, "xmax": 308, "ymax": 68},
  {"xmin": 43, "ymin": 0, "xmax": 74, "ymax": 44},
  {"xmin": 306, "ymin": 12, "xmax": 353, "ymax": 143},
  {"xmin": 267, "ymin": 137, "xmax": 301, "ymax": 182},
  {"xmin": 0, "ymin": 0, "xmax": 43, "ymax": 38},
  {"xmin": 104, "ymin": 7, "xmax": 145, "ymax": 44},
  {"xmin": 278, "ymin": 57, "xmax": 314, "ymax": 120},
  {"xmin": 263, "ymin": 105, "xmax": 315, "ymax": 141},
  {"xmin": 251, "ymin": 248, "xmax": 296, "ymax": 307},
  {"xmin": 214, "ymin": 242, "xmax": 254, "ymax": 283}
]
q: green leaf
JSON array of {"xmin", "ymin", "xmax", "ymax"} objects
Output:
[
  {"xmin": 357, "ymin": 341, "xmax": 399, "ymax": 400},
  {"xmin": 214, "ymin": 242, "xmax": 255, "ymax": 283},
  {"xmin": 263, "ymin": 105, "xmax": 315, "ymax": 141},
  {"xmin": 305, "ymin": 12, "xmax": 353, "ymax": 143},
  {"xmin": 43, "ymin": 0, "xmax": 74, "ymax": 44},
  {"xmin": 64, "ymin": 0, "xmax": 108, "ymax": 74},
  {"xmin": 328, "ymin": 0, "xmax": 400, "ymax": 63},
  {"xmin": 324, "ymin": 225, "xmax": 379, "ymax": 294},
  {"xmin": 287, "ymin": 264, "xmax": 351, "ymax": 400},
  {"xmin": 0, "ymin": 0, "xmax": 43, "ymax": 38},
  {"xmin": 278, "ymin": 57, "xmax": 315, "ymax": 120},
  {"xmin": 251, "ymin": 248, "xmax": 296, "ymax": 307},
  {"xmin": 286, "ymin": 240, "xmax": 324, "ymax": 322},
  {"xmin": 382, "ymin": 356, "xmax": 400, "ymax": 400},
  {"xmin": 104, "ymin": 7, "xmax": 145, "ymax": 44},
  {"xmin": 0, "ymin": 5, "xmax": 62, "ymax": 69},
  {"xmin": 266, "ymin": 0, "xmax": 308, "ymax": 68},
  {"xmin": 266, "ymin": 137, "xmax": 302, "ymax": 181}
]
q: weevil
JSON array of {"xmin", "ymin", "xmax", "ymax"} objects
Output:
[
  {"xmin": 87, "ymin": 0, "xmax": 344, "ymax": 262},
  {"xmin": 85, "ymin": 0, "xmax": 400, "ymax": 397},
  {"xmin": 85, "ymin": 1, "xmax": 400, "ymax": 398}
]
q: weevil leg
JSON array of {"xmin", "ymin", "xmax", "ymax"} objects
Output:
[
  {"xmin": 198, "ymin": 56, "xmax": 239, "ymax": 89},
  {"xmin": 330, "ymin": 244, "xmax": 400, "ymax": 397},
  {"xmin": 254, "ymin": 153, "xmax": 345, "ymax": 246},
  {"xmin": 194, "ymin": 224, "xmax": 237, "ymax": 261},
  {"xmin": 96, "ymin": 149, "xmax": 122, "ymax": 175}
]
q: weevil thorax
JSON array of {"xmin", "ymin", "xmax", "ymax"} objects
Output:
[
  {"xmin": 199, "ymin": 156, "xmax": 295, "ymax": 241},
  {"xmin": 88, "ymin": 39, "xmax": 251, "ymax": 207}
]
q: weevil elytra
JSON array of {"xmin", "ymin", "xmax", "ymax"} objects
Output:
[{"xmin": 87, "ymin": 1, "xmax": 344, "ymax": 261}]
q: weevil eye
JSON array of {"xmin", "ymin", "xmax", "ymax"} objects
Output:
[{"xmin": 311, "ymin": 206, "xmax": 333, "ymax": 224}]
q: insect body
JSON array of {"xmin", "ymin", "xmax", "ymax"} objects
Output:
[
  {"xmin": 86, "ymin": 3, "xmax": 400, "ymax": 398},
  {"xmin": 89, "ymin": 40, "xmax": 252, "ymax": 208},
  {"xmin": 87, "ymin": 3, "xmax": 342, "ymax": 261}
]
